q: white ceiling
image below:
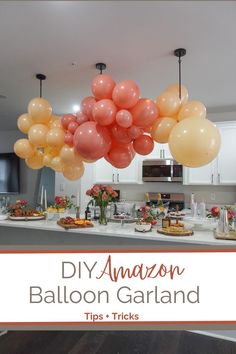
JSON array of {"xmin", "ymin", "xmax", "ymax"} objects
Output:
[{"xmin": 0, "ymin": 1, "xmax": 236, "ymax": 130}]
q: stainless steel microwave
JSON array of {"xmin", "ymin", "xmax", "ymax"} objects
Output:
[{"xmin": 142, "ymin": 159, "xmax": 183, "ymax": 182}]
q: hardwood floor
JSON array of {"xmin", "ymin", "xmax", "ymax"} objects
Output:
[{"xmin": 0, "ymin": 331, "xmax": 236, "ymax": 354}]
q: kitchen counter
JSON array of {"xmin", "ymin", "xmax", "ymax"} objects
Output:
[{"xmin": 0, "ymin": 219, "xmax": 235, "ymax": 246}]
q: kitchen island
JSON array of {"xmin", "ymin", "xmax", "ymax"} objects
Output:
[{"xmin": 0, "ymin": 219, "xmax": 235, "ymax": 246}]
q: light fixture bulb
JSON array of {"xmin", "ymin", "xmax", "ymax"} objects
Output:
[{"xmin": 73, "ymin": 104, "xmax": 80, "ymax": 113}]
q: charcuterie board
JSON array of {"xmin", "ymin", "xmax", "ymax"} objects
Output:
[
  {"xmin": 57, "ymin": 219, "xmax": 94, "ymax": 230},
  {"xmin": 157, "ymin": 228, "xmax": 193, "ymax": 237}
]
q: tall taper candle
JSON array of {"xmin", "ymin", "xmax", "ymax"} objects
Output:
[
  {"xmin": 44, "ymin": 189, "xmax": 47, "ymax": 210},
  {"xmin": 40, "ymin": 185, "xmax": 44, "ymax": 206}
]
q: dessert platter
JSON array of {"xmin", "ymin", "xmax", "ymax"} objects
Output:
[
  {"xmin": 57, "ymin": 216, "xmax": 94, "ymax": 229},
  {"xmin": 157, "ymin": 221, "xmax": 194, "ymax": 236}
]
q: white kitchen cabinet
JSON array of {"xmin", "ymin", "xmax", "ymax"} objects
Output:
[
  {"xmin": 183, "ymin": 161, "xmax": 215, "ymax": 185},
  {"xmin": 145, "ymin": 142, "xmax": 172, "ymax": 159}
]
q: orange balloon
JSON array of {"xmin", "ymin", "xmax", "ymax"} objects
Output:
[
  {"xmin": 28, "ymin": 97, "xmax": 52, "ymax": 124},
  {"xmin": 28, "ymin": 124, "xmax": 49, "ymax": 147},
  {"xmin": 156, "ymin": 91, "xmax": 181, "ymax": 117},
  {"xmin": 178, "ymin": 101, "xmax": 206, "ymax": 121},
  {"xmin": 43, "ymin": 153, "xmax": 53, "ymax": 167},
  {"xmin": 17, "ymin": 113, "xmax": 33, "ymax": 134},
  {"xmin": 14, "ymin": 139, "xmax": 35, "ymax": 159},
  {"xmin": 44, "ymin": 146, "xmax": 60, "ymax": 157},
  {"xmin": 60, "ymin": 145, "xmax": 82, "ymax": 165},
  {"xmin": 49, "ymin": 117, "xmax": 62, "ymax": 129},
  {"xmin": 166, "ymin": 84, "xmax": 189, "ymax": 105},
  {"xmin": 133, "ymin": 135, "xmax": 154, "ymax": 155},
  {"xmin": 47, "ymin": 128, "xmax": 65, "ymax": 149},
  {"xmin": 50, "ymin": 156, "xmax": 63, "ymax": 172},
  {"xmin": 168, "ymin": 117, "xmax": 221, "ymax": 167},
  {"xmin": 25, "ymin": 151, "xmax": 44, "ymax": 170},
  {"xmin": 151, "ymin": 117, "xmax": 177, "ymax": 143},
  {"xmin": 62, "ymin": 161, "xmax": 85, "ymax": 180}
]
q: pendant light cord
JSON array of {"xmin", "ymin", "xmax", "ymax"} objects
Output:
[
  {"xmin": 39, "ymin": 79, "xmax": 42, "ymax": 98},
  {"xmin": 36, "ymin": 73, "xmax": 46, "ymax": 98},
  {"xmin": 178, "ymin": 55, "xmax": 182, "ymax": 100},
  {"xmin": 174, "ymin": 48, "xmax": 186, "ymax": 101}
]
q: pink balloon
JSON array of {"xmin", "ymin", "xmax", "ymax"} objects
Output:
[
  {"xmin": 81, "ymin": 96, "xmax": 96, "ymax": 120},
  {"xmin": 106, "ymin": 145, "xmax": 133, "ymax": 169},
  {"xmin": 111, "ymin": 124, "xmax": 133, "ymax": 144},
  {"xmin": 73, "ymin": 121, "xmax": 111, "ymax": 160},
  {"xmin": 92, "ymin": 99, "xmax": 117, "ymax": 126},
  {"xmin": 76, "ymin": 111, "xmax": 89, "ymax": 125},
  {"xmin": 64, "ymin": 131, "xmax": 74, "ymax": 146},
  {"xmin": 61, "ymin": 114, "xmax": 76, "ymax": 130},
  {"xmin": 133, "ymin": 135, "xmax": 154, "ymax": 155},
  {"xmin": 116, "ymin": 109, "xmax": 133, "ymax": 128},
  {"xmin": 112, "ymin": 80, "xmax": 140, "ymax": 109},
  {"xmin": 130, "ymin": 98, "xmax": 158, "ymax": 127},
  {"xmin": 92, "ymin": 74, "xmax": 116, "ymax": 100},
  {"xmin": 127, "ymin": 125, "xmax": 143, "ymax": 140},
  {"xmin": 68, "ymin": 121, "xmax": 79, "ymax": 134}
]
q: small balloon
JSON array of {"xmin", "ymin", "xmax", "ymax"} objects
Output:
[
  {"xmin": 28, "ymin": 124, "xmax": 49, "ymax": 147},
  {"xmin": 28, "ymin": 97, "xmax": 52, "ymax": 124},
  {"xmin": 106, "ymin": 145, "xmax": 133, "ymax": 169},
  {"xmin": 50, "ymin": 156, "xmax": 63, "ymax": 172},
  {"xmin": 25, "ymin": 151, "xmax": 44, "ymax": 170},
  {"xmin": 68, "ymin": 121, "xmax": 79, "ymax": 134},
  {"xmin": 14, "ymin": 139, "xmax": 35, "ymax": 159},
  {"xmin": 43, "ymin": 153, "xmax": 53, "ymax": 167},
  {"xmin": 156, "ymin": 91, "xmax": 181, "ymax": 117},
  {"xmin": 92, "ymin": 99, "xmax": 117, "ymax": 126},
  {"xmin": 62, "ymin": 161, "xmax": 85, "ymax": 181},
  {"xmin": 49, "ymin": 117, "xmax": 62, "ymax": 129},
  {"xmin": 17, "ymin": 113, "xmax": 33, "ymax": 134},
  {"xmin": 111, "ymin": 124, "xmax": 132, "ymax": 144},
  {"xmin": 151, "ymin": 117, "xmax": 177, "ymax": 143},
  {"xmin": 166, "ymin": 84, "xmax": 189, "ymax": 105},
  {"xmin": 178, "ymin": 101, "xmax": 206, "ymax": 121},
  {"xmin": 133, "ymin": 135, "xmax": 154, "ymax": 155},
  {"xmin": 127, "ymin": 125, "xmax": 143, "ymax": 140},
  {"xmin": 64, "ymin": 131, "xmax": 74, "ymax": 146},
  {"xmin": 60, "ymin": 145, "xmax": 82, "ymax": 164},
  {"xmin": 112, "ymin": 80, "xmax": 140, "ymax": 109},
  {"xmin": 81, "ymin": 96, "xmax": 96, "ymax": 120},
  {"xmin": 91, "ymin": 74, "xmax": 116, "ymax": 100},
  {"xmin": 130, "ymin": 98, "xmax": 158, "ymax": 127},
  {"xmin": 61, "ymin": 114, "xmax": 76, "ymax": 130},
  {"xmin": 76, "ymin": 111, "xmax": 89, "ymax": 125},
  {"xmin": 116, "ymin": 110, "xmax": 133, "ymax": 128},
  {"xmin": 47, "ymin": 128, "xmax": 65, "ymax": 149}
]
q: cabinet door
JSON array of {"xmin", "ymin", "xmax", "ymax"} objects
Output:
[
  {"xmin": 116, "ymin": 158, "xmax": 139, "ymax": 184},
  {"xmin": 94, "ymin": 158, "xmax": 114, "ymax": 183},
  {"xmin": 217, "ymin": 124, "xmax": 236, "ymax": 184},
  {"xmin": 183, "ymin": 162, "xmax": 215, "ymax": 185},
  {"xmin": 161, "ymin": 144, "xmax": 172, "ymax": 159}
]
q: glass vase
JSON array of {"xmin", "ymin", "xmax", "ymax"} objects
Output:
[{"xmin": 99, "ymin": 205, "xmax": 107, "ymax": 225}]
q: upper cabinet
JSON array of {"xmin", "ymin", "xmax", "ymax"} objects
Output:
[
  {"xmin": 146, "ymin": 142, "xmax": 172, "ymax": 159},
  {"xmin": 183, "ymin": 121, "xmax": 236, "ymax": 185}
]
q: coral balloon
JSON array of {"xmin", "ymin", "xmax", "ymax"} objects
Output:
[
  {"xmin": 166, "ymin": 84, "xmax": 189, "ymax": 105},
  {"xmin": 50, "ymin": 156, "xmax": 63, "ymax": 172},
  {"xmin": 112, "ymin": 80, "xmax": 140, "ymax": 109},
  {"xmin": 156, "ymin": 91, "xmax": 181, "ymax": 117},
  {"xmin": 151, "ymin": 117, "xmax": 177, "ymax": 143},
  {"xmin": 73, "ymin": 121, "xmax": 111, "ymax": 160},
  {"xmin": 106, "ymin": 145, "xmax": 133, "ymax": 169},
  {"xmin": 168, "ymin": 117, "xmax": 221, "ymax": 167},
  {"xmin": 92, "ymin": 99, "xmax": 117, "ymax": 126},
  {"xmin": 62, "ymin": 161, "xmax": 85, "ymax": 181},
  {"xmin": 133, "ymin": 135, "xmax": 154, "ymax": 155},
  {"xmin": 116, "ymin": 110, "xmax": 133, "ymax": 128},
  {"xmin": 178, "ymin": 101, "xmax": 206, "ymax": 121},
  {"xmin": 47, "ymin": 128, "xmax": 65, "ymax": 149},
  {"xmin": 81, "ymin": 96, "xmax": 96, "ymax": 120},
  {"xmin": 130, "ymin": 99, "xmax": 158, "ymax": 127},
  {"xmin": 111, "ymin": 124, "xmax": 132, "ymax": 144},
  {"xmin": 17, "ymin": 113, "xmax": 33, "ymax": 134},
  {"xmin": 25, "ymin": 151, "xmax": 44, "ymax": 170},
  {"xmin": 61, "ymin": 114, "xmax": 76, "ymax": 130},
  {"xmin": 14, "ymin": 139, "xmax": 35, "ymax": 159},
  {"xmin": 68, "ymin": 121, "xmax": 79, "ymax": 134},
  {"xmin": 60, "ymin": 145, "xmax": 82, "ymax": 164},
  {"xmin": 28, "ymin": 124, "xmax": 49, "ymax": 147},
  {"xmin": 76, "ymin": 111, "xmax": 89, "ymax": 125},
  {"xmin": 127, "ymin": 125, "xmax": 143, "ymax": 140},
  {"xmin": 64, "ymin": 131, "xmax": 74, "ymax": 146},
  {"xmin": 92, "ymin": 74, "xmax": 116, "ymax": 100},
  {"xmin": 28, "ymin": 97, "xmax": 52, "ymax": 124}
]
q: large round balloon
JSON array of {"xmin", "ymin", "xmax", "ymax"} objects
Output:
[
  {"xmin": 92, "ymin": 99, "xmax": 117, "ymax": 126},
  {"xmin": 61, "ymin": 114, "xmax": 76, "ymax": 130},
  {"xmin": 14, "ymin": 139, "xmax": 35, "ymax": 159},
  {"xmin": 17, "ymin": 113, "xmax": 33, "ymax": 134},
  {"xmin": 130, "ymin": 98, "xmax": 158, "ymax": 127},
  {"xmin": 81, "ymin": 96, "xmax": 96, "ymax": 120},
  {"xmin": 151, "ymin": 117, "xmax": 177, "ymax": 143},
  {"xmin": 166, "ymin": 84, "xmax": 189, "ymax": 105},
  {"xmin": 168, "ymin": 117, "xmax": 221, "ymax": 167},
  {"xmin": 73, "ymin": 121, "xmax": 111, "ymax": 160},
  {"xmin": 47, "ymin": 128, "xmax": 65, "ymax": 149},
  {"xmin": 133, "ymin": 135, "xmax": 154, "ymax": 155},
  {"xmin": 116, "ymin": 109, "xmax": 133, "ymax": 128},
  {"xmin": 112, "ymin": 80, "xmax": 140, "ymax": 109},
  {"xmin": 156, "ymin": 91, "xmax": 181, "ymax": 117},
  {"xmin": 25, "ymin": 151, "xmax": 44, "ymax": 170},
  {"xmin": 92, "ymin": 74, "xmax": 116, "ymax": 100},
  {"xmin": 28, "ymin": 124, "xmax": 49, "ymax": 147},
  {"xmin": 106, "ymin": 144, "xmax": 133, "ymax": 169},
  {"xmin": 62, "ymin": 161, "xmax": 85, "ymax": 181},
  {"xmin": 111, "ymin": 124, "xmax": 132, "ymax": 144},
  {"xmin": 28, "ymin": 97, "xmax": 52, "ymax": 124},
  {"xmin": 178, "ymin": 101, "xmax": 206, "ymax": 121},
  {"xmin": 127, "ymin": 125, "xmax": 143, "ymax": 140}
]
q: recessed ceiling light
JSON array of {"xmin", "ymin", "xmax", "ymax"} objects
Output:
[{"xmin": 73, "ymin": 104, "xmax": 80, "ymax": 113}]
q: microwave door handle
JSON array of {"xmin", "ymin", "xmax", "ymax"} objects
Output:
[{"xmin": 170, "ymin": 162, "xmax": 174, "ymax": 181}]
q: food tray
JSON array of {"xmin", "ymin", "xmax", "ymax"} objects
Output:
[
  {"xmin": 214, "ymin": 230, "xmax": 236, "ymax": 241},
  {"xmin": 9, "ymin": 215, "xmax": 45, "ymax": 221},
  {"xmin": 57, "ymin": 220, "xmax": 94, "ymax": 229},
  {"xmin": 157, "ymin": 228, "xmax": 193, "ymax": 237}
]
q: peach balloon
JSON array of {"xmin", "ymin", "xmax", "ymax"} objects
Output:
[
  {"xmin": 64, "ymin": 131, "xmax": 74, "ymax": 146},
  {"xmin": 17, "ymin": 113, "xmax": 33, "ymax": 134},
  {"xmin": 92, "ymin": 99, "xmax": 117, "ymax": 126},
  {"xmin": 156, "ymin": 91, "xmax": 181, "ymax": 117},
  {"xmin": 14, "ymin": 139, "xmax": 35, "ymax": 159},
  {"xmin": 62, "ymin": 161, "xmax": 85, "ymax": 181},
  {"xmin": 43, "ymin": 153, "xmax": 53, "ymax": 167},
  {"xmin": 50, "ymin": 156, "xmax": 63, "ymax": 172},
  {"xmin": 130, "ymin": 98, "xmax": 158, "ymax": 127},
  {"xmin": 116, "ymin": 110, "xmax": 133, "ymax": 128},
  {"xmin": 73, "ymin": 121, "xmax": 111, "ymax": 160},
  {"xmin": 112, "ymin": 80, "xmax": 140, "ymax": 109},
  {"xmin": 127, "ymin": 125, "xmax": 143, "ymax": 140},
  {"xmin": 111, "ymin": 124, "xmax": 132, "ymax": 144},
  {"xmin": 81, "ymin": 96, "xmax": 96, "ymax": 120},
  {"xmin": 44, "ymin": 146, "xmax": 60, "ymax": 157},
  {"xmin": 25, "ymin": 151, "xmax": 44, "ymax": 170},
  {"xmin": 60, "ymin": 145, "xmax": 82, "ymax": 165},
  {"xmin": 76, "ymin": 111, "xmax": 89, "ymax": 125},
  {"xmin": 47, "ymin": 128, "xmax": 65, "ymax": 149},
  {"xmin": 28, "ymin": 124, "xmax": 49, "ymax": 147},
  {"xmin": 151, "ymin": 117, "xmax": 177, "ymax": 143},
  {"xmin": 61, "ymin": 114, "xmax": 76, "ymax": 130},
  {"xmin": 133, "ymin": 135, "xmax": 154, "ymax": 155},
  {"xmin": 49, "ymin": 117, "xmax": 62, "ymax": 129},
  {"xmin": 168, "ymin": 117, "xmax": 221, "ymax": 167},
  {"xmin": 166, "ymin": 84, "xmax": 189, "ymax": 105},
  {"xmin": 178, "ymin": 101, "xmax": 206, "ymax": 121},
  {"xmin": 28, "ymin": 97, "xmax": 52, "ymax": 124},
  {"xmin": 92, "ymin": 74, "xmax": 116, "ymax": 100}
]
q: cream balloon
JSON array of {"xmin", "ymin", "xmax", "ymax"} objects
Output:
[
  {"xmin": 47, "ymin": 128, "xmax": 65, "ymax": 148},
  {"xmin": 156, "ymin": 91, "xmax": 181, "ymax": 117},
  {"xmin": 28, "ymin": 97, "xmax": 52, "ymax": 124},
  {"xmin": 28, "ymin": 124, "xmax": 49, "ymax": 147},
  {"xmin": 17, "ymin": 113, "xmax": 33, "ymax": 134},
  {"xmin": 60, "ymin": 145, "xmax": 82, "ymax": 165},
  {"xmin": 151, "ymin": 117, "xmax": 177, "ymax": 143},
  {"xmin": 166, "ymin": 84, "xmax": 189, "ymax": 105},
  {"xmin": 168, "ymin": 117, "xmax": 221, "ymax": 167},
  {"xmin": 14, "ymin": 139, "xmax": 35, "ymax": 159},
  {"xmin": 25, "ymin": 151, "xmax": 44, "ymax": 170},
  {"xmin": 178, "ymin": 101, "xmax": 206, "ymax": 121},
  {"xmin": 62, "ymin": 161, "xmax": 85, "ymax": 181},
  {"xmin": 50, "ymin": 156, "xmax": 63, "ymax": 172}
]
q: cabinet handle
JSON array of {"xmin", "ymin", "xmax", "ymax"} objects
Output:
[
  {"xmin": 211, "ymin": 174, "xmax": 214, "ymax": 184},
  {"xmin": 117, "ymin": 173, "xmax": 119, "ymax": 183},
  {"xmin": 112, "ymin": 173, "xmax": 115, "ymax": 183},
  {"xmin": 160, "ymin": 150, "xmax": 162, "ymax": 159},
  {"xmin": 163, "ymin": 149, "xmax": 165, "ymax": 158},
  {"xmin": 218, "ymin": 173, "xmax": 220, "ymax": 184}
]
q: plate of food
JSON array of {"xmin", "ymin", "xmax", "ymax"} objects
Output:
[
  {"xmin": 57, "ymin": 217, "xmax": 94, "ymax": 229},
  {"xmin": 9, "ymin": 212, "xmax": 45, "ymax": 221},
  {"xmin": 157, "ymin": 221, "xmax": 193, "ymax": 236}
]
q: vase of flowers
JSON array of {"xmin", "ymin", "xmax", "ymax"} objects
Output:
[
  {"xmin": 208, "ymin": 206, "xmax": 235, "ymax": 229},
  {"xmin": 86, "ymin": 185, "xmax": 118, "ymax": 225}
]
